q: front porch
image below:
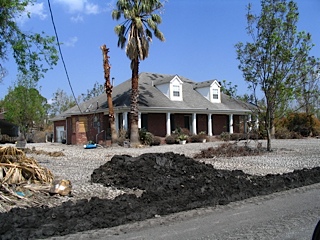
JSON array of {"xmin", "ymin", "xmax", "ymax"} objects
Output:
[{"xmin": 115, "ymin": 111, "xmax": 254, "ymax": 137}]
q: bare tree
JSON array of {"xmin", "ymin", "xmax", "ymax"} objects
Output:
[{"xmin": 101, "ymin": 45, "xmax": 117, "ymax": 145}]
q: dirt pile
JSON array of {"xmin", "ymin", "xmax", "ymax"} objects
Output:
[{"xmin": 1, "ymin": 152, "xmax": 320, "ymax": 239}]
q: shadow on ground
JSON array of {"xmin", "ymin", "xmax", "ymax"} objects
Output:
[{"xmin": 1, "ymin": 152, "xmax": 320, "ymax": 239}]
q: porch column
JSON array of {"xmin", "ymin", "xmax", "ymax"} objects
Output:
[
  {"xmin": 247, "ymin": 114, "xmax": 252, "ymax": 132},
  {"xmin": 208, "ymin": 113, "xmax": 212, "ymax": 136},
  {"xmin": 123, "ymin": 112, "xmax": 128, "ymax": 130},
  {"xmin": 115, "ymin": 113, "xmax": 119, "ymax": 133},
  {"xmin": 138, "ymin": 112, "xmax": 141, "ymax": 129},
  {"xmin": 229, "ymin": 114, "xmax": 234, "ymax": 134},
  {"xmin": 192, "ymin": 113, "xmax": 197, "ymax": 135},
  {"xmin": 166, "ymin": 112, "xmax": 171, "ymax": 136},
  {"xmin": 255, "ymin": 115, "xmax": 259, "ymax": 130}
]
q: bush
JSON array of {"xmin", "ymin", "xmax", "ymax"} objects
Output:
[
  {"xmin": 190, "ymin": 132, "xmax": 209, "ymax": 143},
  {"xmin": 275, "ymin": 127, "xmax": 291, "ymax": 139},
  {"xmin": 165, "ymin": 135, "xmax": 176, "ymax": 144},
  {"xmin": 287, "ymin": 113, "xmax": 312, "ymax": 137},
  {"xmin": 276, "ymin": 113, "xmax": 320, "ymax": 138},
  {"xmin": 219, "ymin": 132, "xmax": 230, "ymax": 141},
  {"xmin": 194, "ymin": 142, "xmax": 262, "ymax": 158},
  {"xmin": 139, "ymin": 128, "xmax": 154, "ymax": 145},
  {"xmin": 312, "ymin": 117, "xmax": 320, "ymax": 136},
  {"xmin": 151, "ymin": 136, "xmax": 161, "ymax": 146},
  {"xmin": 190, "ymin": 134, "xmax": 202, "ymax": 143}
]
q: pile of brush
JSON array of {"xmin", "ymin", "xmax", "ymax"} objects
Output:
[{"xmin": 0, "ymin": 146, "xmax": 54, "ymax": 212}]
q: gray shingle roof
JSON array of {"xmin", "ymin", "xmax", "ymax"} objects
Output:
[{"xmin": 51, "ymin": 72, "xmax": 252, "ymax": 120}]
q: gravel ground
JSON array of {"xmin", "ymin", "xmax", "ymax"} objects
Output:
[
  {"xmin": 16, "ymin": 138, "xmax": 320, "ymax": 203},
  {"xmin": 3, "ymin": 138, "xmax": 319, "ymax": 204}
]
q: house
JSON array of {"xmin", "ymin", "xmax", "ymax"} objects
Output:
[{"xmin": 51, "ymin": 72, "xmax": 254, "ymax": 145}]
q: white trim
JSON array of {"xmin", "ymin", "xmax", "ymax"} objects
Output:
[
  {"xmin": 123, "ymin": 112, "xmax": 128, "ymax": 130},
  {"xmin": 229, "ymin": 114, "xmax": 234, "ymax": 134},
  {"xmin": 192, "ymin": 113, "xmax": 197, "ymax": 135},
  {"xmin": 208, "ymin": 113, "xmax": 212, "ymax": 136},
  {"xmin": 166, "ymin": 112, "xmax": 171, "ymax": 136}
]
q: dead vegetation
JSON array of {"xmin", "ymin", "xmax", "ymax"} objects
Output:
[
  {"xmin": 194, "ymin": 141, "xmax": 263, "ymax": 158},
  {"xmin": 24, "ymin": 147, "xmax": 65, "ymax": 157},
  {"xmin": 0, "ymin": 146, "xmax": 56, "ymax": 212}
]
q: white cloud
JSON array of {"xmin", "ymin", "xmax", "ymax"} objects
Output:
[
  {"xmin": 71, "ymin": 14, "xmax": 84, "ymax": 23},
  {"xmin": 17, "ymin": 2, "xmax": 47, "ymax": 24},
  {"xmin": 64, "ymin": 36, "xmax": 78, "ymax": 47},
  {"xmin": 54, "ymin": 0, "xmax": 100, "ymax": 15},
  {"xmin": 85, "ymin": 3, "xmax": 99, "ymax": 14}
]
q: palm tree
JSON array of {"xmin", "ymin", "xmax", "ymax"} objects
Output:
[
  {"xmin": 101, "ymin": 44, "xmax": 118, "ymax": 146},
  {"xmin": 112, "ymin": 0, "xmax": 165, "ymax": 145}
]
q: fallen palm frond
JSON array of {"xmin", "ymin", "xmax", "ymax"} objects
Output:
[
  {"xmin": 0, "ymin": 146, "xmax": 54, "ymax": 184},
  {"xmin": 0, "ymin": 146, "xmax": 55, "ymax": 212},
  {"xmin": 24, "ymin": 147, "xmax": 65, "ymax": 157}
]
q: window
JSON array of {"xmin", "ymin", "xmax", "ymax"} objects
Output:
[
  {"xmin": 173, "ymin": 85, "xmax": 180, "ymax": 97},
  {"xmin": 212, "ymin": 89, "xmax": 219, "ymax": 99}
]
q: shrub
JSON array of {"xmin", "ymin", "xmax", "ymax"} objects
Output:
[
  {"xmin": 194, "ymin": 142, "xmax": 262, "ymax": 158},
  {"xmin": 165, "ymin": 135, "xmax": 176, "ymax": 144},
  {"xmin": 312, "ymin": 117, "xmax": 320, "ymax": 136},
  {"xmin": 190, "ymin": 132, "xmax": 209, "ymax": 143},
  {"xmin": 139, "ymin": 128, "xmax": 154, "ymax": 145},
  {"xmin": 219, "ymin": 132, "xmax": 230, "ymax": 141},
  {"xmin": 151, "ymin": 136, "xmax": 161, "ymax": 146},
  {"xmin": 275, "ymin": 127, "xmax": 291, "ymax": 139},
  {"xmin": 190, "ymin": 134, "xmax": 202, "ymax": 143},
  {"xmin": 287, "ymin": 113, "xmax": 312, "ymax": 137}
]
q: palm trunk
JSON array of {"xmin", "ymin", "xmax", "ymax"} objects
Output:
[
  {"xmin": 101, "ymin": 45, "xmax": 117, "ymax": 146},
  {"xmin": 130, "ymin": 57, "xmax": 140, "ymax": 146}
]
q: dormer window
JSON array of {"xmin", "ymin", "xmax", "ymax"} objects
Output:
[
  {"xmin": 194, "ymin": 79, "xmax": 221, "ymax": 103},
  {"xmin": 173, "ymin": 85, "xmax": 180, "ymax": 97},
  {"xmin": 154, "ymin": 75, "xmax": 183, "ymax": 101},
  {"xmin": 212, "ymin": 89, "xmax": 219, "ymax": 99}
]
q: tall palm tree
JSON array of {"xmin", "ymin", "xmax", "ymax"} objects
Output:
[{"xmin": 112, "ymin": 0, "xmax": 165, "ymax": 145}]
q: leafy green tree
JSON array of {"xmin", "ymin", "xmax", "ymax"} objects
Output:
[
  {"xmin": 0, "ymin": 0, "xmax": 58, "ymax": 83},
  {"xmin": 235, "ymin": 0, "xmax": 317, "ymax": 151},
  {"xmin": 112, "ymin": 0, "xmax": 165, "ymax": 145},
  {"xmin": 295, "ymin": 57, "xmax": 320, "ymax": 116},
  {"xmin": 2, "ymin": 77, "xmax": 49, "ymax": 138}
]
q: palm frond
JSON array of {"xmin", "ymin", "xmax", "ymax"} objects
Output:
[
  {"xmin": 151, "ymin": 14, "xmax": 162, "ymax": 24},
  {"xmin": 146, "ymin": 28, "xmax": 153, "ymax": 41},
  {"xmin": 147, "ymin": 18, "xmax": 156, "ymax": 30},
  {"xmin": 135, "ymin": 17, "xmax": 143, "ymax": 31},
  {"xmin": 154, "ymin": 27, "xmax": 165, "ymax": 42},
  {"xmin": 112, "ymin": 10, "xmax": 121, "ymax": 20}
]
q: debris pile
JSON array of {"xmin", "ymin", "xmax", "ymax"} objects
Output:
[{"xmin": 0, "ymin": 146, "xmax": 66, "ymax": 212}]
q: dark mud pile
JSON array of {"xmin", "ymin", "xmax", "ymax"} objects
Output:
[{"xmin": 1, "ymin": 152, "xmax": 320, "ymax": 240}]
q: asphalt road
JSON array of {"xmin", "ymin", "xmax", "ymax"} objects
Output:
[{"xmin": 48, "ymin": 183, "xmax": 320, "ymax": 240}]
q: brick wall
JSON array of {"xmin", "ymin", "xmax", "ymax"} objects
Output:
[
  {"xmin": 174, "ymin": 114, "xmax": 186, "ymax": 130},
  {"xmin": 197, "ymin": 114, "xmax": 208, "ymax": 134},
  {"xmin": 213, "ymin": 114, "xmax": 228, "ymax": 135},
  {"xmin": 147, "ymin": 113, "xmax": 166, "ymax": 137},
  {"xmin": 69, "ymin": 113, "xmax": 107, "ymax": 145}
]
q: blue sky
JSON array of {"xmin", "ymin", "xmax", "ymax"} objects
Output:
[{"xmin": 1, "ymin": 0, "xmax": 319, "ymax": 101}]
